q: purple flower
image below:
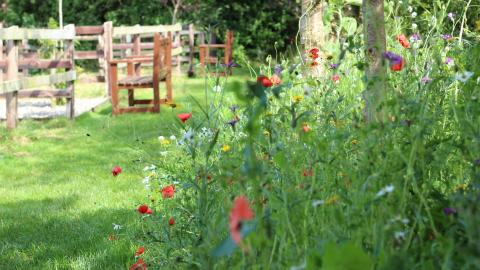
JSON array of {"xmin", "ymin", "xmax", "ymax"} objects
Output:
[
  {"xmin": 384, "ymin": 51, "xmax": 403, "ymax": 65},
  {"xmin": 443, "ymin": 207, "xmax": 456, "ymax": 216},
  {"xmin": 410, "ymin": 34, "xmax": 421, "ymax": 42},
  {"xmin": 445, "ymin": 57, "xmax": 454, "ymax": 65},
  {"xmin": 329, "ymin": 63, "xmax": 339, "ymax": 69},
  {"xmin": 274, "ymin": 65, "xmax": 283, "ymax": 75},
  {"xmin": 421, "ymin": 76, "xmax": 432, "ymax": 84},
  {"xmin": 221, "ymin": 60, "xmax": 239, "ymax": 68},
  {"xmin": 441, "ymin": 34, "xmax": 453, "ymax": 41},
  {"xmin": 474, "ymin": 159, "xmax": 480, "ymax": 166},
  {"xmin": 447, "ymin": 12, "xmax": 455, "ymax": 20},
  {"xmin": 229, "ymin": 105, "xmax": 238, "ymax": 113},
  {"xmin": 227, "ymin": 118, "xmax": 239, "ymax": 127}
]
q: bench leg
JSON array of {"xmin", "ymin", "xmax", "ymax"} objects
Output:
[{"xmin": 153, "ymin": 84, "xmax": 160, "ymax": 113}]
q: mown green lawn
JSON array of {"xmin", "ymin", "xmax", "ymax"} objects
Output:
[{"xmin": 0, "ymin": 70, "xmax": 248, "ymax": 269}]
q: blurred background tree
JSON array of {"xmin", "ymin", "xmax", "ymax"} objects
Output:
[{"xmin": 0, "ymin": 0, "xmax": 477, "ymax": 60}]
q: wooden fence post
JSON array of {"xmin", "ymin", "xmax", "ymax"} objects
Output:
[
  {"xmin": 65, "ymin": 24, "xmax": 75, "ymax": 119},
  {"xmin": 103, "ymin": 21, "xmax": 113, "ymax": 96},
  {"xmin": 174, "ymin": 30, "xmax": 181, "ymax": 73},
  {"xmin": 187, "ymin": 24, "xmax": 195, "ymax": 76},
  {"xmin": 6, "ymin": 36, "xmax": 19, "ymax": 130}
]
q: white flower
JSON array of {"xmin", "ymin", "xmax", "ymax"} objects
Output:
[
  {"xmin": 160, "ymin": 151, "xmax": 168, "ymax": 157},
  {"xmin": 303, "ymin": 85, "xmax": 313, "ymax": 97},
  {"xmin": 455, "ymin": 71, "xmax": 474, "ymax": 83},
  {"xmin": 412, "ymin": 23, "xmax": 418, "ymax": 29},
  {"xmin": 401, "ymin": 218, "xmax": 410, "ymax": 224},
  {"xmin": 394, "ymin": 231, "xmax": 405, "ymax": 240},
  {"xmin": 143, "ymin": 164, "xmax": 156, "ymax": 171},
  {"xmin": 213, "ymin": 85, "xmax": 222, "ymax": 92},
  {"xmin": 290, "ymin": 262, "xmax": 306, "ymax": 270},
  {"xmin": 384, "ymin": 184, "xmax": 394, "ymax": 193},
  {"xmin": 375, "ymin": 184, "xmax": 395, "ymax": 198},
  {"xmin": 407, "ymin": 6, "xmax": 413, "ymax": 13},
  {"xmin": 169, "ymin": 135, "xmax": 176, "ymax": 141},
  {"xmin": 142, "ymin": 177, "xmax": 150, "ymax": 190},
  {"xmin": 112, "ymin": 223, "xmax": 122, "ymax": 231},
  {"xmin": 158, "ymin": 136, "xmax": 165, "ymax": 141},
  {"xmin": 411, "ymin": 12, "xmax": 417, "ymax": 18},
  {"xmin": 312, "ymin": 200, "xmax": 325, "ymax": 207}
]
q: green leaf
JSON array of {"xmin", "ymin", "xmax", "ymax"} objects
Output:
[
  {"xmin": 341, "ymin": 17, "xmax": 358, "ymax": 36},
  {"xmin": 322, "ymin": 242, "xmax": 373, "ymax": 270},
  {"xmin": 211, "ymin": 221, "xmax": 256, "ymax": 257}
]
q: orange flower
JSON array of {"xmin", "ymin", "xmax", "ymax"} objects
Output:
[
  {"xmin": 135, "ymin": 246, "xmax": 145, "ymax": 257},
  {"xmin": 161, "ymin": 185, "xmax": 175, "ymax": 199},
  {"xmin": 270, "ymin": 74, "xmax": 281, "ymax": 85},
  {"xmin": 396, "ymin": 34, "xmax": 410, "ymax": 48},
  {"xmin": 229, "ymin": 196, "xmax": 254, "ymax": 245},
  {"xmin": 130, "ymin": 258, "xmax": 147, "ymax": 270},
  {"xmin": 302, "ymin": 123, "xmax": 311, "ymax": 133}
]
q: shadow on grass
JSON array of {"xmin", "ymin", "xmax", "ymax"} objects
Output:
[{"xmin": 0, "ymin": 195, "xmax": 136, "ymax": 269}]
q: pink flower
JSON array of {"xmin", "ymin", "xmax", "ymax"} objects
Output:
[
  {"xmin": 112, "ymin": 166, "xmax": 122, "ymax": 176},
  {"xmin": 331, "ymin": 74, "xmax": 340, "ymax": 83}
]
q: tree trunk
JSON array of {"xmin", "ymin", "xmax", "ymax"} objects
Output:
[
  {"xmin": 300, "ymin": 0, "xmax": 326, "ymax": 75},
  {"xmin": 362, "ymin": 0, "xmax": 387, "ymax": 123}
]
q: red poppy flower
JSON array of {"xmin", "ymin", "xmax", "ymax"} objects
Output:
[
  {"xmin": 308, "ymin": 48, "xmax": 320, "ymax": 60},
  {"xmin": 108, "ymin": 234, "xmax": 116, "ymax": 241},
  {"xmin": 257, "ymin": 76, "xmax": 273, "ymax": 88},
  {"xmin": 303, "ymin": 168, "xmax": 313, "ymax": 177},
  {"xmin": 177, "ymin": 113, "xmax": 192, "ymax": 123},
  {"xmin": 130, "ymin": 258, "xmax": 147, "ymax": 270},
  {"xmin": 162, "ymin": 185, "xmax": 175, "ymax": 199},
  {"xmin": 396, "ymin": 34, "xmax": 410, "ymax": 48},
  {"xmin": 229, "ymin": 196, "xmax": 254, "ymax": 245},
  {"xmin": 112, "ymin": 166, "xmax": 122, "ymax": 176},
  {"xmin": 331, "ymin": 74, "xmax": 340, "ymax": 83},
  {"xmin": 135, "ymin": 246, "xmax": 145, "ymax": 257},
  {"xmin": 168, "ymin": 217, "xmax": 175, "ymax": 226},
  {"xmin": 137, "ymin": 204, "xmax": 149, "ymax": 214},
  {"xmin": 146, "ymin": 208, "xmax": 153, "ymax": 215},
  {"xmin": 390, "ymin": 58, "xmax": 405, "ymax": 71}
]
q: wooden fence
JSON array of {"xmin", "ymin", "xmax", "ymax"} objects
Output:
[
  {"xmin": 0, "ymin": 24, "xmax": 76, "ymax": 130},
  {"xmin": 0, "ymin": 22, "xmax": 206, "ymax": 130}
]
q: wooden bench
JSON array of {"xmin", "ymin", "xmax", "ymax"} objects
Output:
[
  {"xmin": 199, "ymin": 30, "xmax": 233, "ymax": 68},
  {"xmin": 109, "ymin": 33, "xmax": 172, "ymax": 115}
]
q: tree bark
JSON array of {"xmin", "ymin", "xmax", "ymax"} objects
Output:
[
  {"xmin": 300, "ymin": 0, "xmax": 326, "ymax": 75},
  {"xmin": 362, "ymin": 0, "xmax": 387, "ymax": 123}
]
